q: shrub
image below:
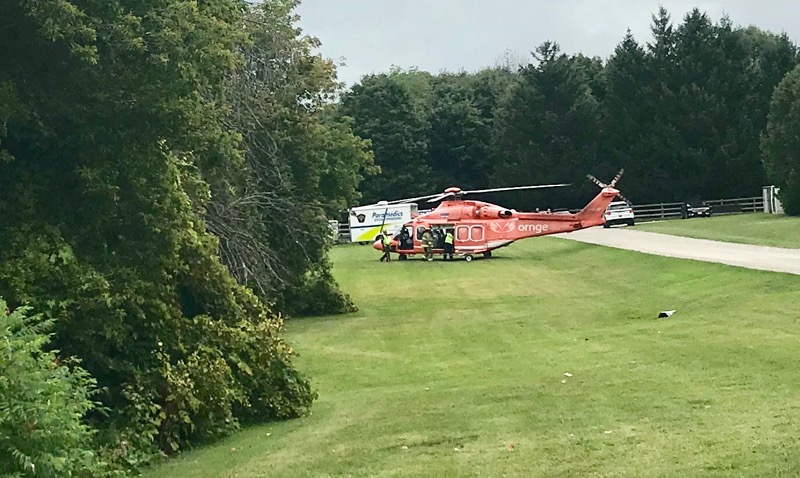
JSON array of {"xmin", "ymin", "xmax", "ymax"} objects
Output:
[
  {"xmin": 282, "ymin": 265, "xmax": 358, "ymax": 317},
  {"xmin": 0, "ymin": 299, "xmax": 111, "ymax": 477},
  {"xmin": 0, "ymin": 225, "xmax": 316, "ymax": 468}
]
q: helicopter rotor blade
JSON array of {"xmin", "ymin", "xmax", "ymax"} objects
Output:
[
  {"xmin": 586, "ymin": 174, "xmax": 607, "ymax": 188},
  {"xmin": 427, "ymin": 192, "xmax": 455, "ymax": 203},
  {"xmin": 609, "ymin": 169, "xmax": 625, "ymax": 188},
  {"xmin": 462, "ymin": 183, "xmax": 571, "ymax": 195},
  {"xmin": 617, "ymin": 192, "xmax": 633, "ymax": 206},
  {"xmin": 387, "ymin": 182, "xmax": 572, "ymax": 205},
  {"xmin": 385, "ymin": 193, "xmax": 448, "ymax": 204}
]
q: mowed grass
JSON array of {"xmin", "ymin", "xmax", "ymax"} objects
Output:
[
  {"xmin": 146, "ymin": 239, "xmax": 800, "ymax": 478},
  {"xmin": 637, "ymin": 213, "xmax": 800, "ymax": 248}
]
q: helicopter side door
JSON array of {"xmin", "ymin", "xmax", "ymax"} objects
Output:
[
  {"xmin": 431, "ymin": 224, "xmax": 451, "ymax": 250},
  {"xmin": 415, "ymin": 225, "xmax": 454, "ymax": 254}
]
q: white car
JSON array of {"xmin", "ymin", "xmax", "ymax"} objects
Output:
[{"xmin": 603, "ymin": 201, "xmax": 635, "ymax": 227}]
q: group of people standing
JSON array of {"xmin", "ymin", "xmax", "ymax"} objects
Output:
[
  {"xmin": 420, "ymin": 226, "xmax": 455, "ymax": 261},
  {"xmin": 380, "ymin": 225, "xmax": 454, "ymax": 262}
]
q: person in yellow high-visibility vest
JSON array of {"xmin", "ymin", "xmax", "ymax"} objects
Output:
[
  {"xmin": 443, "ymin": 230, "xmax": 455, "ymax": 260},
  {"xmin": 379, "ymin": 230, "xmax": 392, "ymax": 262}
]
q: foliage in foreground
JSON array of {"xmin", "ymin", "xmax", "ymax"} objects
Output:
[
  {"xmin": 0, "ymin": 300, "xmax": 108, "ymax": 478},
  {"xmin": 0, "ymin": 0, "xmax": 319, "ymax": 471}
]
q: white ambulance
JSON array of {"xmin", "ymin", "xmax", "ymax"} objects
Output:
[{"xmin": 348, "ymin": 201, "xmax": 418, "ymax": 244}]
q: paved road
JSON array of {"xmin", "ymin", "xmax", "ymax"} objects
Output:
[{"xmin": 556, "ymin": 227, "xmax": 800, "ymax": 276}]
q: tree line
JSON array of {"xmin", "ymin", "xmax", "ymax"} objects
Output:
[{"xmin": 338, "ymin": 7, "xmax": 800, "ymax": 212}]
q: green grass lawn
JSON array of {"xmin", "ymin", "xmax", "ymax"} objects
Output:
[
  {"xmin": 145, "ymin": 239, "xmax": 800, "ymax": 478},
  {"xmin": 637, "ymin": 213, "xmax": 800, "ymax": 248}
]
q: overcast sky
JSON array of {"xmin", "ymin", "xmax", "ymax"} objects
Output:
[{"xmin": 295, "ymin": 0, "xmax": 800, "ymax": 86}]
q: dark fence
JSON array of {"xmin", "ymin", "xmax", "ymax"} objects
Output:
[{"xmin": 634, "ymin": 196, "xmax": 763, "ymax": 221}]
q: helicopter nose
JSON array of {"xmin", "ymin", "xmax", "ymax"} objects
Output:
[{"xmin": 372, "ymin": 239, "xmax": 382, "ymax": 251}]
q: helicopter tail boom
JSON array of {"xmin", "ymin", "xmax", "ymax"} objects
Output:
[{"xmin": 576, "ymin": 187, "xmax": 620, "ymax": 226}]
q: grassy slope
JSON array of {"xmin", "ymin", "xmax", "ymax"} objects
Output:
[
  {"xmin": 146, "ymin": 239, "xmax": 800, "ymax": 478},
  {"xmin": 637, "ymin": 213, "xmax": 800, "ymax": 248}
]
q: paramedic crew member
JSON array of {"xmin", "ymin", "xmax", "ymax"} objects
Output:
[
  {"xmin": 443, "ymin": 230, "xmax": 454, "ymax": 260},
  {"xmin": 379, "ymin": 230, "xmax": 392, "ymax": 262}
]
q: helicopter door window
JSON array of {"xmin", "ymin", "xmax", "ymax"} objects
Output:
[
  {"xmin": 456, "ymin": 226, "xmax": 469, "ymax": 242},
  {"xmin": 416, "ymin": 226, "xmax": 425, "ymax": 240},
  {"xmin": 470, "ymin": 226, "xmax": 484, "ymax": 241}
]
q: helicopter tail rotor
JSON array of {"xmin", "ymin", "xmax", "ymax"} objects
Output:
[
  {"xmin": 609, "ymin": 168, "xmax": 624, "ymax": 188},
  {"xmin": 587, "ymin": 169, "xmax": 631, "ymax": 205},
  {"xmin": 586, "ymin": 174, "xmax": 608, "ymax": 189},
  {"xmin": 616, "ymin": 192, "xmax": 633, "ymax": 206}
]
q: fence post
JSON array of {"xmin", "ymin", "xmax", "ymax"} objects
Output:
[{"xmin": 660, "ymin": 203, "xmax": 664, "ymax": 218}]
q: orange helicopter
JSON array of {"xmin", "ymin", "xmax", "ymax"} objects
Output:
[{"xmin": 372, "ymin": 170, "xmax": 629, "ymax": 261}]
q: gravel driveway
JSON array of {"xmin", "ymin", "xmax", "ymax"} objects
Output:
[{"xmin": 556, "ymin": 227, "xmax": 800, "ymax": 276}]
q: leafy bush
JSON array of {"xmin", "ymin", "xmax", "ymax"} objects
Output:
[
  {"xmin": 282, "ymin": 265, "xmax": 358, "ymax": 317},
  {"xmin": 0, "ymin": 219, "xmax": 317, "ymax": 466},
  {"xmin": 0, "ymin": 299, "xmax": 110, "ymax": 478}
]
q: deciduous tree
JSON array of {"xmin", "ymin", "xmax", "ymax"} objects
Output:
[{"xmin": 762, "ymin": 64, "xmax": 800, "ymax": 215}]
